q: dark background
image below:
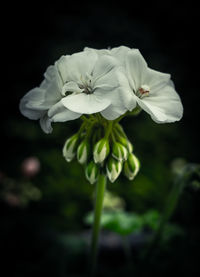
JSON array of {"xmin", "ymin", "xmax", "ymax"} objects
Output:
[{"xmin": 1, "ymin": 1, "xmax": 200, "ymax": 276}]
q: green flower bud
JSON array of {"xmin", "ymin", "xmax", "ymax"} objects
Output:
[
  {"xmin": 85, "ymin": 161, "xmax": 99, "ymax": 185},
  {"xmin": 93, "ymin": 138, "xmax": 110, "ymax": 164},
  {"xmin": 77, "ymin": 140, "xmax": 90, "ymax": 164},
  {"xmin": 112, "ymin": 141, "xmax": 128, "ymax": 162},
  {"xmin": 106, "ymin": 157, "xmax": 122, "ymax": 183},
  {"xmin": 63, "ymin": 134, "xmax": 79, "ymax": 162},
  {"xmin": 123, "ymin": 153, "xmax": 140, "ymax": 180},
  {"xmin": 117, "ymin": 136, "xmax": 133, "ymax": 153}
]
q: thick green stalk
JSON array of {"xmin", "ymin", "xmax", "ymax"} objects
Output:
[{"xmin": 90, "ymin": 174, "xmax": 107, "ymax": 276}]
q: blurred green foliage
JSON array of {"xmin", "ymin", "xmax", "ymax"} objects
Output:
[{"xmin": 85, "ymin": 209, "xmax": 184, "ymax": 241}]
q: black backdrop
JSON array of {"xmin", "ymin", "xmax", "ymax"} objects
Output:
[{"xmin": 1, "ymin": 1, "xmax": 200, "ymax": 276}]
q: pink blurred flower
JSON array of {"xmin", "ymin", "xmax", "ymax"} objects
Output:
[
  {"xmin": 21, "ymin": 157, "xmax": 40, "ymax": 178},
  {"xmin": 5, "ymin": 193, "xmax": 21, "ymax": 207}
]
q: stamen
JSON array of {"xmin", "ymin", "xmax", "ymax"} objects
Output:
[
  {"xmin": 79, "ymin": 73, "xmax": 93, "ymax": 94},
  {"xmin": 136, "ymin": 84, "xmax": 150, "ymax": 98}
]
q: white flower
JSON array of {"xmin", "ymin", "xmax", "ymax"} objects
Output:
[
  {"xmin": 19, "ymin": 64, "xmax": 81, "ymax": 134},
  {"xmin": 85, "ymin": 46, "xmax": 183, "ymax": 123},
  {"xmin": 20, "ymin": 50, "xmax": 131, "ymax": 133}
]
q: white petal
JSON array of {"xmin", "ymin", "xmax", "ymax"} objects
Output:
[
  {"xmin": 61, "ymin": 93, "xmax": 111, "ymax": 114},
  {"xmin": 100, "ymin": 105, "xmax": 126, "ymax": 120},
  {"xmin": 19, "ymin": 88, "xmax": 47, "ymax": 120},
  {"xmin": 39, "ymin": 114, "xmax": 53, "ymax": 134},
  {"xmin": 136, "ymin": 82, "xmax": 183, "ymax": 123},
  {"xmin": 22, "ymin": 85, "xmax": 60, "ymax": 112},
  {"xmin": 94, "ymin": 69, "xmax": 136, "ymax": 119},
  {"xmin": 52, "ymin": 110, "xmax": 81, "ymax": 122},
  {"xmin": 19, "ymin": 98, "xmax": 45, "ymax": 120},
  {"xmin": 125, "ymin": 49, "xmax": 148, "ymax": 91},
  {"xmin": 54, "ymin": 55, "xmax": 70, "ymax": 84},
  {"xmin": 96, "ymin": 86, "xmax": 127, "ymax": 120},
  {"xmin": 56, "ymin": 51, "xmax": 98, "ymax": 83},
  {"xmin": 110, "ymin": 46, "xmax": 131, "ymax": 64},
  {"xmin": 84, "ymin": 47, "xmax": 110, "ymax": 56},
  {"xmin": 92, "ymin": 54, "xmax": 119, "ymax": 81},
  {"xmin": 42, "ymin": 65, "xmax": 63, "ymax": 95},
  {"xmin": 44, "ymin": 65, "xmax": 56, "ymax": 81},
  {"xmin": 143, "ymin": 68, "xmax": 171, "ymax": 92},
  {"xmin": 22, "ymin": 88, "xmax": 49, "ymax": 110},
  {"xmin": 114, "ymin": 69, "xmax": 137, "ymax": 111},
  {"xmin": 48, "ymin": 101, "xmax": 82, "ymax": 122}
]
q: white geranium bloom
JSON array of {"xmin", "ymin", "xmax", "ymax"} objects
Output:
[
  {"xmin": 20, "ymin": 50, "xmax": 131, "ymax": 133},
  {"xmin": 19, "ymin": 64, "xmax": 81, "ymax": 133},
  {"xmin": 84, "ymin": 46, "xmax": 183, "ymax": 123},
  {"xmin": 124, "ymin": 49, "xmax": 183, "ymax": 123}
]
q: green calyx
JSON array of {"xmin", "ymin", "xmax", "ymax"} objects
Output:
[
  {"xmin": 93, "ymin": 138, "xmax": 110, "ymax": 164},
  {"xmin": 115, "ymin": 136, "xmax": 133, "ymax": 153},
  {"xmin": 106, "ymin": 156, "xmax": 122, "ymax": 183},
  {"xmin": 77, "ymin": 140, "xmax": 90, "ymax": 164},
  {"xmin": 85, "ymin": 161, "xmax": 100, "ymax": 184},
  {"xmin": 112, "ymin": 141, "xmax": 128, "ymax": 162},
  {"xmin": 123, "ymin": 153, "xmax": 140, "ymax": 180},
  {"xmin": 63, "ymin": 133, "xmax": 80, "ymax": 162}
]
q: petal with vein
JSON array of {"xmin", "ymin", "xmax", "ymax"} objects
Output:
[
  {"xmin": 92, "ymin": 55, "xmax": 119, "ymax": 81},
  {"xmin": 56, "ymin": 51, "xmax": 98, "ymax": 83},
  {"xmin": 94, "ymin": 69, "xmax": 136, "ymax": 112},
  {"xmin": 125, "ymin": 49, "xmax": 148, "ymax": 92},
  {"xmin": 61, "ymin": 93, "xmax": 111, "ymax": 114},
  {"xmin": 39, "ymin": 114, "xmax": 53, "ymax": 134},
  {"xmin": 48, "ymin": 101, "xmax": 81, "ymax": 122}
]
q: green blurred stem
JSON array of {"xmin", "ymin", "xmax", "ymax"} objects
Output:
[
  {"xmin": 90, "ymin": 174, "xmax": 107, "ymax": 276},
  {"xmin": 145, "ymin": 168, "xmax": 192, "ymax": 260}
]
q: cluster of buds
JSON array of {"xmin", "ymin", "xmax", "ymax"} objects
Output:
[{"xmin": 63, "ymin": 116, "xmax": 140, "ymax": 184}]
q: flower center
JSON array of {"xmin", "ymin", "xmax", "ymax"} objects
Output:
[
  {"xmin": 79, "ymin": 74, "xmax": 93, "ymax": 94},
  {"xmin": 79, "ymin": 83, "xmax": 93, "ymax": 94},
  {"xmin": 136, "ymin": 84, "xmax": 150, "ymax": 99}
]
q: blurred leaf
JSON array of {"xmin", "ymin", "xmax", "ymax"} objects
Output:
[
  {"xmin": 142, "ymin": 209, "xmax": 161, "ymax": 230},
  {"xmin": 85, "ymin": 210, "xmax": 143, "ymax": 236}
]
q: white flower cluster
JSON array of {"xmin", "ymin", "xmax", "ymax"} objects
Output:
[{"xmin": 20, "ymin": 46, "xmax": 183, "ymax": 133}]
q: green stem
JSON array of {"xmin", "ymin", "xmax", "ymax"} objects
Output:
[
  {"xmin": 77, "ymin": 122, "xmax": 87, "ymax": 136},
  {"xmin": 115, "ymin": 123, "xmax": 127, "ymax": 139},
  {"xmin": 81, "ymin": 115, "xmax": 90, "ymax": 123},
  {"xmin": 104, "ymin": 120, "xmax": 113, "ymax": 139},
  {"xmin": 114, "ymin": 113, "xmax": 126, "ymax": 124},
  {"xmin": 111, "ymin": 130, "xmax": 117, "ymax": 143},
  {"xmin": 90, "ymin": 174, "xmax": 107, "ymax": 276}
]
